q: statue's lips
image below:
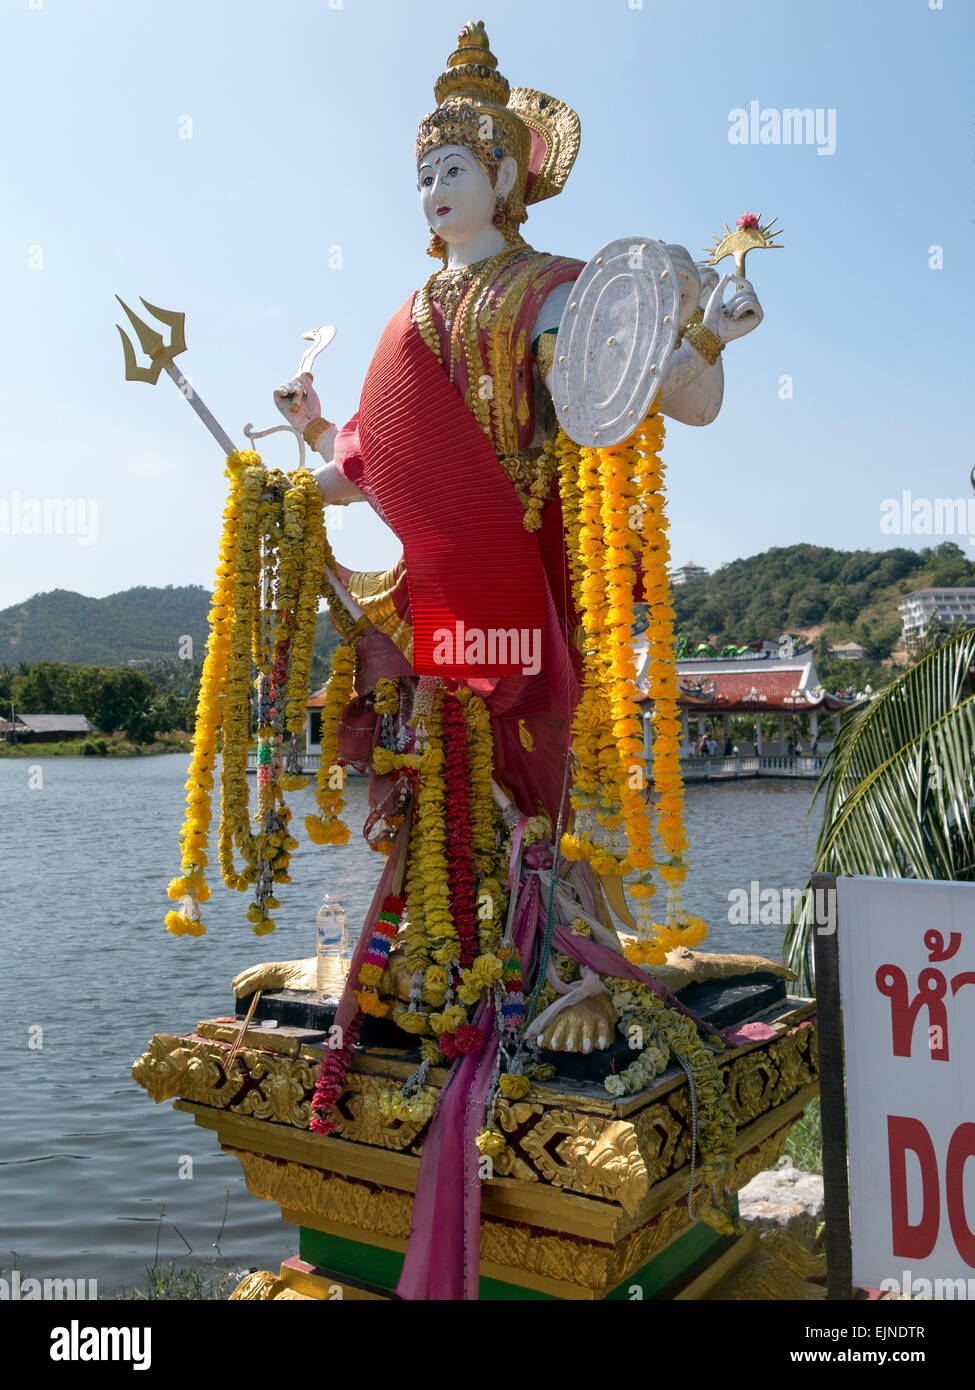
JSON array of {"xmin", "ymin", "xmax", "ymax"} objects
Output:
[{"xmin": 436, "ymin": 205, "xmax": 451, "ymax": 216}]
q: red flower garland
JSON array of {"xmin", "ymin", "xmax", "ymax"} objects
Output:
[
  {"xmin": 439, "ymin": 1024, "xmax": 484, "ymax": 1061},
  {"xmin": 309, "ymin": 1014, "xmax": 360, "ymax": 1134},
  {"xmin": 441, "ymin": 693, "xmax": 479, "ymax": 968}
]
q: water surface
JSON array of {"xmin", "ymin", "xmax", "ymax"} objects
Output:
[{"xmin": 0, "ymin": 755, "xmax": 820, "ymax": 1293}]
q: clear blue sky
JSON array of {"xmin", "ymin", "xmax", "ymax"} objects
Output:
[{"xmin": 2, "ymin": 0, "xmax": 971, "ymax": 612}]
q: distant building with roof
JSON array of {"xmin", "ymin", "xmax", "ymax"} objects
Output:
[
  {"xmin": 898, "ymin": 587, "xmax": 975, "ymax": 643},
  {"xmin": 671, "ymin": 561, "xmax": 709, "ymax": 586},
  {"xmin": 0, "ymin": 713, "xmax": 97, "ymax": 742},
  {"xmin": 635, "ymin": 637, "xmax": 857, "ymax": 755},
  {"xmin": 828, "ymin": 641, "xmax": 867, "ymax": 661}
]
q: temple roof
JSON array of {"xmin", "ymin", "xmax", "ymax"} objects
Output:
[{"xmin": 636, "ymin": 640, "xmax": 857, "ymax": 713}]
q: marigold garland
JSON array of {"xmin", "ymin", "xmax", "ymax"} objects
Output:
[
  {"xmin": 306, "ymin": 642, "xmax": 355, "ymax": 846},
  {"xmin": 556, "ymin": 410, "xmax": 706, "ymax": 959},
  {"xmin": 166, "ymin": 450, "xmax": 345, "ymax": 937}
]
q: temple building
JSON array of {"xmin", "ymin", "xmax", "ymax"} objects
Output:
[{"xmin": 635, "ymin": 639, "xmax": 856, "ymax": 755}]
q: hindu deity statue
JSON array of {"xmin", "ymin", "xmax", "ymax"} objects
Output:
[{"xmin": 229, "ymin": 20, "xmax": 772, "ymax": 1299}]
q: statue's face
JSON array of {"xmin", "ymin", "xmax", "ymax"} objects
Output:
[{"xmin": 417, "ymin": 144, "xmax": 495, "ymax": 244}]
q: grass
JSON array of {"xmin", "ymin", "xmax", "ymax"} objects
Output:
[
  {"xmin": 0, "ymin": 731, "xmax": 192, "ymax": 758},
  {"xmin": 784, "ymin": 1096, "xmax": 823, "ymax": 1174},
  {"xmin": 112, "ymin": 1260, "xmax": 241, "ymax": 1301}
]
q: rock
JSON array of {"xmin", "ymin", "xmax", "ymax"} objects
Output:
[{"xmin": 738, "ymin": 1165, "xmax": 825, "ymax": 1248}]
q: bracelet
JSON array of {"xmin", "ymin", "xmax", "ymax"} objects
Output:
[
  {"xmin": 303, "ymin": 417, "xmax": 335, "ymax": 449},
  {"xmin": 674, "ymin": 307, "xmax": 703, "ymax": 351},
  {"xmin": 682, "ymin": 318, "xmax": 724, "ymax": 367}
]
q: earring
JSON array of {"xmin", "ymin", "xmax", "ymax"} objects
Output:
[
  {"xmin": 492, "ymin": 196, "xmax": 506, "ymax": 227},
  {"xmin": 426, "ymin": 229, "xmax": 447, "ymax": 262}
]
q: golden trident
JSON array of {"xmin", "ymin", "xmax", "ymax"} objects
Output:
[
  {"xmin": 705, "ymin": 213, "xmax": 783, "ymax": 280},
  {"xmin": 115, "ymin": 296, "xmax": 238, "ymax": 456}
]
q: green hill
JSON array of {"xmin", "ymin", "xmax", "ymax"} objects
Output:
[
  {"xmin": 4, "ymin": 541, "xmax": 972, "ymax": 681},
  {"xmin": 0, "ymin": 585, "xmax": 341, "ymax": 671},
  {"xmin": 672, "ymin": 541, "xmax": 975, "ymax": 658}
]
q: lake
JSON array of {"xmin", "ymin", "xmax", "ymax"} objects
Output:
[{"xmin": 0, "ymin": 754, "xmax": 821, "ymax": 1295}]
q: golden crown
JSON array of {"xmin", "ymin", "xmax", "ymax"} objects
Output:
[{"xmin": 416, "ymin": 21, "xmax": 580, "ymax": 211}]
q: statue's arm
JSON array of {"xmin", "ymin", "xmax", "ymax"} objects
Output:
[
  {"xmin": 659, "ymin": 271, "xmax": 764, "ymax": 426},
  {"xmin": 273, "ymin": 372, "xmax": 366, "ymax": 505}
]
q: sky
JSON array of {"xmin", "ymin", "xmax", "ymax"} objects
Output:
[{"xmin": 1, "ymin": 0, "xmax": 972, "ymax": 612}]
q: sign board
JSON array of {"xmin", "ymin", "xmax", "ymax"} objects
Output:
[{"xmin": 835, "ymin": 876, "xmax": 975, "ymax": 1296}]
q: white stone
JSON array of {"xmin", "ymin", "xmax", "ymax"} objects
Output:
[{"xmin": 738, "ymin": 1164, "xmax": 825, "ymax": 1248}]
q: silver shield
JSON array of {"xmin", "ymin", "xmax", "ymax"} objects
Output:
[{"xmin": 549, "ymin": 238, "xmax": 679, "ymax": 447}]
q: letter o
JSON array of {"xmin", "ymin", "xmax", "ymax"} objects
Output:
[{"xmin": 946, "ymin": 1123, "xmax": 975, "ymax": 1267}]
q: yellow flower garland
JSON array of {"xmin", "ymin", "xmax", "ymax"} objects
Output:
[
  {"xmin": 306, "ymin": 642, "xmax": 355, "ymax": 846},
  {"xmin": 166, "ymin": 451, "xmax": 344, "ymax": 937}
]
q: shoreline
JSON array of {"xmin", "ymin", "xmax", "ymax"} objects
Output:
[{"xmin": 0, "ymin": 733, "xmax": 193, "ymax": 759}]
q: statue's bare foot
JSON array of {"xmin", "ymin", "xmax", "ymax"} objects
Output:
[
  {"xmin": 232, "ymin": 958, "xmax": 317, "ymax": 998},
  {"xmin": 535, "ymin": 993, "xmax": 618, "ymax": 1053}
]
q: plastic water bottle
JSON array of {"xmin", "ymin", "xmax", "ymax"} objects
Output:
[{"xmin": 316, "ymin": 893, "xmax": 349, "ymax": 1000}]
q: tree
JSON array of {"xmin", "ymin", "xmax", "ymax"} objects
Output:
[{"xmin": 783, "ymin": 626, "xmax": 975, "ymax": 989}]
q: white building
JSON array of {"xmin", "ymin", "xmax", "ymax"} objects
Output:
[
  {"xmin": 671, "ymin": 561, "xmax": 709, "ymax": 586},
  {"xmin": 898, "ymin": 588, "xmax": 975, "ymax": 643}
]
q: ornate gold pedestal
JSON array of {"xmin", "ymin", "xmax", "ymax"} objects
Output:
[{"xmin": 133, "ymin": 997, "xmax": 818, "ymax": 1300}]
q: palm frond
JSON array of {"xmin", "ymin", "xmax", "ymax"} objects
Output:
[{"xmin": 784, "ymin": 626, "xmax": 975, "ymax": 989}]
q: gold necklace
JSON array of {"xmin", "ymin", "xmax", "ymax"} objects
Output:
[{"xmin": 415, "ymin": 245, "xmax": 527, "ymax": 365}]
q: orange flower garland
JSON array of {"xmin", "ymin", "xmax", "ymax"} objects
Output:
[{"xmin": 555, "ymin": 409, "xmax": 707, "ymax": 959}]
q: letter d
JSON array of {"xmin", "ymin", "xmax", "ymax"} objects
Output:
[{"xmin": 888, "ymin": 1115, "xmax": 939, "ymax": 1259}]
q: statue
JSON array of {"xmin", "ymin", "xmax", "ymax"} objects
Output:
[{"xmin": 224, "ymin": 20, "xmax": 779, "ymax": 1299}]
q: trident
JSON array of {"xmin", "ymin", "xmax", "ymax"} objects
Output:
[
  {"xmin": 115, "ymin": 296, "xmax": 239, "ymax": 456},
  {"xmin": 115, "ymin": 296, "xmax": 336, "ymax": 462},
  {"xmin": 116, "ymin": 296, "xmax": 361, "ymax": 618}
]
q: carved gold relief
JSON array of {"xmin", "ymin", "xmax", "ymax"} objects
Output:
[
  {"xmin": 519, "ymin": 1110, "xmax": 649, "ymax": 1215},
  {"xmin": 331, "ymin": 1073, "xmax": 430, "ymax": 1151},
  {"xmin": 225, "ymin": 1124, "xmax": 793, "ymax": 1296},
  {"xmin": 229, "ymin": 1269, "xmax": 286, "ymax": 1300},
  {"xmin": 231, "ymin": 1051, "xmax": 319, "ymax": 1128},
  {"xmin": 132, "ymin": 1034, "xmax": 245, "ymax": 1108},
  {"xmin": 134, "ymin": 1020, "xmax": 819, "ymax": 1208}
]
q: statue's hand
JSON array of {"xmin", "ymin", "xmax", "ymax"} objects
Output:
[
  {"xmin": 273, "ymin": 372, "xmax": 322, "ymax": 433},
  {"xmin": 703, "ymin": 274, "xmax": 764, "ymax": 344},
  {"xmin": 535, "ymin": 992, "xmax": 618, "ymax": 1053}
]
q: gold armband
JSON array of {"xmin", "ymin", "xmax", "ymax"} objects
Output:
[
  {"xmin": 682, "ymin": 318, "xmax": 724, "ymax": 367},
  {"xmin": 303, "ymin": 417, "xmax": 335, "ymax": 449}
]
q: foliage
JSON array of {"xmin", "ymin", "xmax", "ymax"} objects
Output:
[
  {"xmin": 673, "ymin": 541, "xmax": 975, "ymax": 650},
  {"xmin": 784, "ymin": 1097, "xmax": 823, "ymax": 1174},
  {"xmin": 783, "ymin": 627, "xmax": 975, "ymax": 989}
]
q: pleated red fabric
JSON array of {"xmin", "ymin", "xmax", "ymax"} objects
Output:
[{"xmin": 356, "ymin": 297, "xmax": 547, "ymax": 679}]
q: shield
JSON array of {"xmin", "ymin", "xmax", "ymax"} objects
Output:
[{"xmin": 549, "ymin": 238, "xmax": 679, "ymax": 447}]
